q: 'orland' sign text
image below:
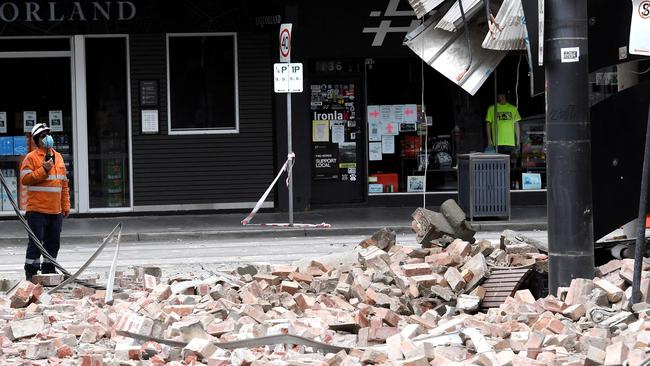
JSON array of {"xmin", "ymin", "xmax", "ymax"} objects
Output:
[{"xmin": 0, "ymin": 1, "xmax": 136, "ymax": 22}]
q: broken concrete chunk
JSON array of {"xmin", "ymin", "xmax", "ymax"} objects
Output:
[
  {"xmin": 411, "ymin": 208, "xmax": 456, "ymax": 247},
  {"xmin": 460, "ymin": 253, "xmax": 489, "ymax": 291},
  {"xmin": 25, "ymin": 340, "xmax": 55, "ymax": 360},
  {"xmin": 594, "ymin": 279, "xmax": 624, "ymax": 303},
  {"xmin": 359, "ymin": 227, "xmax": 396, "ymax": 251},
  {"xmin": 565, "ymin": 278, "xmax": 595, "ymax": 306},
  {"xmin": 440, "ymin": 199, "xmax": 476, "ymax": 242},
  {"xmin": 500, "ymin": 230, "xmax": 547, "ymax": 253},
  {"xmin": 8, "ymin": 280, "xmax": 39, "ymax": 308},
  {"xmin": 7, "ymin": 316, "xmax": 45, "ymax": 340},
  {"xmin": 30, "ymin": 274, "xmax": 64, "ymax": 287},
  {"xmin": 444, "ymin": 267, "xmax": 466, "ymax": 292},
  {"xmin": 456, "ymin": 295, "xmax": 480, "ymax": 313}
]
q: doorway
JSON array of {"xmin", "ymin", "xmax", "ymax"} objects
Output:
[
  {"xmin": 0, "ymin": 38, "xmax": 75, "ymax": 212},
  {"xmin": 309, "ymin": 72, "xmax": 366, "ymax": 204},
  {"xmin": 0, "ymin": 36, "xmax": 132, "ymax": 215}
]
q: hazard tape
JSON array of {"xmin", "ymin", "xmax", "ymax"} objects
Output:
[
  {"xmin": 241, "ymin": 153, "xmax": 331, "ymax": 229},
  {"xmin": 254, "ymin": 222, "xmax": 332, "ymax": 228}
]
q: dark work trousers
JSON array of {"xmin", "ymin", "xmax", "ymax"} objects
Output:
[{"xmin": 25, "ymin": 212, "xmax": 63, "ymax": 277}]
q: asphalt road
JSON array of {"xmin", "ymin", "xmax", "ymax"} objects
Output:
[{"xmin": 0, "ymin": 231, "xmax": 548, "ymax": 282}]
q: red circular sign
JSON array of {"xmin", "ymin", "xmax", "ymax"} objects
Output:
[
  {"xmin": 279, "ymin": 28, "xmax": 291, "ymax": 58},
  {"xmin": 639, "ymin": 0, "xmax": 650, "ymax": 19}
]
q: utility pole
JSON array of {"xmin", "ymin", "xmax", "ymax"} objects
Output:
[{"xmin": 545, "ymin": 0, "xmax": 594, "ymax": 293}]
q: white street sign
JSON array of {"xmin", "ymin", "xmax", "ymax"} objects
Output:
[
  {"xmin": 274, "ymin": 63, "xmax": 303, "ymax": 93},
  {"xmin": 279, "ymin": 23, "xmax": 292, "ymax": 62},
  {"xmin": 630, "ymin": 0, "xmax": 650, "ymax": 56}
]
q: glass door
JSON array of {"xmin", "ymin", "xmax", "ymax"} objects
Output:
[
  {"xmin": 0, "ymin": 39, "xmax": 75, "ymax": 213},
  {"xmin": 84, "ymin": 37, "xmax": 131, "ymax": 209}
]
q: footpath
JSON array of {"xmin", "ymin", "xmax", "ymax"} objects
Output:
[{"xmin": 0, "ymin": 205, "xmax": 547, "ymax": 245}]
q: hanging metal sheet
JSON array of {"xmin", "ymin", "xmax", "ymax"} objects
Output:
[
  {"xmin": 435, "ymin": 0, "xmax": 485, "ymax": 32},
  {"xmin": 405, "ymin": 16, "xmax": 507, "ymax": 95},
  {"xmin": 408, "ymin": 0, "xmax": 447, "ymax": 19},
  {"xmin": 481, "ymin": 0, "xmax": 527, "ymax": 50}
]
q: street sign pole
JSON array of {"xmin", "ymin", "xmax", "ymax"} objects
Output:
[
  {"xmin": 280, "ymin": 24, "xmax": 294, "ymax": 227},
  {"xmin": 287, "ymin": 64, "xmax": 293, "ymax": 227}
]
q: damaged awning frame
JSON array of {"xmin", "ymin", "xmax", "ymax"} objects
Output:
[{"xmin": 404, "ymin": 6, "xmax": 507, "ymax": 95}]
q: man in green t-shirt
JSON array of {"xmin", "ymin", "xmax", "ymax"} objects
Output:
[{"xmin": 485, "ymin": 92, "xmax": 521, "ymax": 154}]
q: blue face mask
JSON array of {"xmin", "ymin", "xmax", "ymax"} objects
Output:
[{"xmin": 43, "ymin": 135, "xmax": 54, "ymax": 149}]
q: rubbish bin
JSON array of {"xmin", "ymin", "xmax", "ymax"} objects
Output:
[{"xmin": 458, "ymin": 153, "xmax": 510, "ymax": 221}]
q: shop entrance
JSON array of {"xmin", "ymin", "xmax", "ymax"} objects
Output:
[
  {"xmin": 0, "ymin": 38, "xmax": 75, "ymax": 213},
  {"xmin": 0, "ymin": 36, "xmax": 132, "ymax": 215},
  {"xmin": 309, "ymin": 66, "xmax": 366, "ymax": 204}
]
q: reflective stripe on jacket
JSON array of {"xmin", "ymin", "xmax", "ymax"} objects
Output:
[{"xmin": 20, "ymin": 148, "xmax": 70, "ymax": 215}]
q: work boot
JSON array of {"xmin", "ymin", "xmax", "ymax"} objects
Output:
[
  {"xmin": 41, "ymin": 263, "xmax": 56, "ymax": 275},
  {"xmin": 24, "ymin": 264, "xmax": 39, "ymax": 282}
]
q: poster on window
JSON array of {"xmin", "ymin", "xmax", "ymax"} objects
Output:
[
  {"xmin": 407, "ymin": 176, "xmax": 425, "ymax": 192},
  {"xmin": 369, "ymin": 142, "xmax": 382, "ymax": 161},
  {"xmin": 380, "ymin": 105, "xmax": 393, "ymax": 121},
  {"xmin": 399, "ymin": 123, "xmax": 416, "ymax": 132},
  {"xmin": 404, "ymin": 104, "xmax": 418, "ymax": 122},
  {"xmin": 331, "ymin": 121, "xmax": 346, "ymax": 144},
  {"xmin": 312, "ymin": 120, "xmax": 330, "ymax": 142},
  {"xmin": 23, "ymin": 111, "xmax": 36, "ymax": 133},
  {"xmin": 381, "ymin": 135, "xmax": 395, "ymax": 154},
  {"xmin": 367, "ymin": 105, "xmax": 380, "ymax": 124},
  {"xmin": 0, "ymin": 112, "xmax": 6, "ymax": 134},
  {"xmin": 369, "ymin": 121, "xmax": 381, "ymax": 141},
  {"xmin": 383, "ymin": 121, "xmax": 399, "ymax": 136},
  {"xmin": 338, "ymin": 142, "xmax": 357, "ymax": 181},
  {"xmin": 49, "ymin": 110, "xmax": 63, "ymax": 132},
  {"xmin": 522, "ymin": 172, "xmax": 542, "ymax": 189},
  {"xmin": 313, "ymin": 143, "xmax": 339, "ymax": 180},
  {"xmin": 393, "ymin": 105, "xmax": 405, "ymax": 123}
]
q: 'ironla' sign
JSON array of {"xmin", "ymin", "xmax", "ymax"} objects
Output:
[{"xmin": 0, "ymin": 1, "xmax": 136, "ymax": 22}]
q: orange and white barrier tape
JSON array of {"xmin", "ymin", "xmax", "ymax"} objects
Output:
[{"xmin": 241, "ymin": 153, "xmax": 330, "ymax": 228}]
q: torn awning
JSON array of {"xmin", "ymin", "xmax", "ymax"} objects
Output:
[
  {"xmin": 408, "ymin": 0, "xmax": 446, "ymax": 19},
  {"xmin": 404, "ymin": 12, "xmax": 507, "ymax": 95},
  {"xmin": 481, "ymin": 0, "xmax": 527, "ymax": 50},
  {"xmin": 435, "ymin": 0, "xmax": 486, "ymax": 32}
]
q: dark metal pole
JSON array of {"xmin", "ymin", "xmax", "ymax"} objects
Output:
[
  {"xmin": 494, "ymin": 70, "xmax": 498, "ymax": 154},
  {"xmin": 545, "ymin": 0, "xmax": 594, "ymax": 293},
  {"xmin": 633, "ymin": 104, "xmax": 650, "ymax": 304}
]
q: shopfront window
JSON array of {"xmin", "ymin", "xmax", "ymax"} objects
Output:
[
  {"xmin": 0, "ymin": 54, "xmax": 74, "ymax": 212},
  {"xmin": 366, "ymin": 58, "xmax": 458, "ymax": 194},
  {"xmin": 85, "ymin": 37, "xmax": 130, "ymax": 208},
  {"xmin": 365, "ymin": 56, "xmax": 546, "ymax": 194},
  {"xmin": 167, "ymin": 33, "xmax": 238, "ymax": 134}
]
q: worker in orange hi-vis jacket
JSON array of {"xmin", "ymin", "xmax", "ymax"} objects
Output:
[{"xmin": 19, "ymin": 123, "xmax": 70, "ymax": 281}]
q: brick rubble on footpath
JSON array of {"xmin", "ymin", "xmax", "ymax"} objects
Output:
[{"xmin": 2, "ymin": 226, "xmax": 650, "ymax": 365}]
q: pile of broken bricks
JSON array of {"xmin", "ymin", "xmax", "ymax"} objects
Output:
[{"xmin": 0, "ymin": 216, "xmax": 649, "ymax": 364}]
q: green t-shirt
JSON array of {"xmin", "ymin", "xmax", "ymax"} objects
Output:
[{"xmin": 486, "ymin": 103, "xmax": 521, "ymax": 146}]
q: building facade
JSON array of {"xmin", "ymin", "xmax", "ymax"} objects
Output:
[
  {"xmin": 0, "ymin": 1, "xmax": 279, "ymax": 215},
  {"xmin": 0, "ymin": 0, "xmax": 566, "ymax": 217}
]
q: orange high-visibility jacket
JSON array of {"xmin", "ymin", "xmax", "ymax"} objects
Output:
[{"xmin": 20, "ymin": 148, "xmax": 70, "ymax": 215}]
